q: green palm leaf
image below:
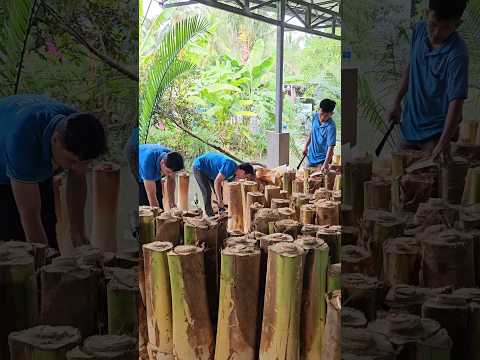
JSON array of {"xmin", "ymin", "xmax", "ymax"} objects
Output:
[{"xmin": 139, "ymin": 16, "xmax": 210, "ymax": 143}]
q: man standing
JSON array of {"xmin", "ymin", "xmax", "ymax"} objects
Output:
[
  {"xmin": 192, "ymin": 152, "xmax": 255, "ymax": 217},
  {"xmin": 0, "ymin": 94, "xmax": 107, "ymax": 249},
  {"xmin": 138, "ymin": 143, "xmax": 184, "ymax": 209},
  {"xmin": 389, "ymin": 0, "xmax": 468, "ymax": 160},
  {"xmin": 303, "ymin": 99, "xmax": 337, "ymax": 172}
]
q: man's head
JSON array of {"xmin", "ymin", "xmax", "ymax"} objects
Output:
[
  {"xmin": 319, "ymin": 99, "xmax": 336, "ymax": 122},
  {"xmin": 235, "ymin": 163, "xmax": 255, "ymax": 181},
  {"xmin": 52, "ymin": 113, "xmax": 107, "ymax": 171},
  {"xmin": 427, "ymin": 0, "xmax": 467, "ymax": 46},
  {"xmin": 160, "ymin": 152, "xmax": 184, "ymax": 177}
]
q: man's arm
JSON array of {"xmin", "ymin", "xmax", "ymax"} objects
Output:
[
  {"xmin": 214, "ymin": 173, "xmax": 225, "ymax": 210},
  {"xmin": 322, "ymin": 146, "xmax": 335, "ymax": 172},
  {"xmin": 143, "ymin": 180, "xmax": 160, "ymax": 207},
  {"xmin": 303, "ymin": 133, "xmax": 311, "ymax": 155},
  {"xmin": 67, "ymin": 170, "xmax": 88, "ymax": 246},
  {"xmin": 166, "ymin": 174, "xmax": 176, "ymax": 208},
  {"xmin": 432, "ymin": 99, "xmax": 464, "ymax": 160},
  {"xmin": 389, "ymin": 63, "xmax": 410, "ymax": 123},
  {"xmin": 11, "ymin": 180, "xmax": 48, "ymax": 245}
]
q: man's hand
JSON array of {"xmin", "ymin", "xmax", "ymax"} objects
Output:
[
  {"xmin": 432, "ymin": 141, "xmax": 453, "ymax": 164},
  {"xmin": 303, "ymin": 146, "xmax": 308, "ymax": 156},
  {"xmin": 388, "ymin": 103, "xmax": 402, "ymax": 124},
  {"xmin": 321, "ymin": 163, "xmax": 330, "ymax": 174}
]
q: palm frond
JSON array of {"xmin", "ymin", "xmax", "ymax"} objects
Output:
[{"xmin": 139, "ymin": 16, "xmax": 210, "ymax": 143}]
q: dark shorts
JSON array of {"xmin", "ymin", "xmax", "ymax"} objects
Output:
[{"xmin": 0, "ymin": 178, "xmax": 57, "ymax": 249}]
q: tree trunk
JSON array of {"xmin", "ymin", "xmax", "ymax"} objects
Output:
[
  {"xmin": 463, "ymin": 167, "xmax": 480, "ymax": 205},
  {"xmin": 341, "ymin": 245, "xmax": 374, "ymax": 275},
  {"xmin": 1, "ymin": 241, "xmax": 46, "ymax": 270},
  {"xmin": 91, "ymin": 162, "xmax": 120, "ymax": 252},
  {"xmin": 342, "ymin": 273, "xmax": 382, "ymax": 321},
  {"xmin": 253, "ymin": 208, "xmax": 280, "ymax": 234},
  {"xmin": 279, "ymin": 190, "xmax": 289, "ymax": 199},
  {"xmin": 227, "ymin": 182, "xmax": 244, "ymax": 232},
  {"xmin": 264, "ymin": 185, "xmax": 281, "ymax": 208},
  {"xmin": 325, "ymin": 171, "xmax": 336, "ymax": 191},
  {"xmin": 300, "ymin": 224, "xmax": 322, "ymax": 237},
  {"xmin": 308, "ymin": 178, "xmax": 323, "ymax": 194},
  {"xmin": 317, "ymin": 227, "xmax": 341, "ymax": 264},
  {"xmin": 271, "ymin": 198, "xmax": 291, "ymax": 209},
  {"xmin": 321, "ymin": 290, "xmax": 341, "ymax": 360},
  {"xmin": 142, "ymin": 242, "xmax": 174, "ymax": 358},
  {"xmin": 391, "ymin": 150, "xmax": 425, "ymax": 178},
  {"xmin": 417, "ymin": 329, "xmax": 452, "ymax": 360},
  {"xmin": 364, "ymin": 179, "xmax": 391, "ymax": 211},
  {"xmin": 155, "ymin": 212, "xmax": 182, "ymax": 246},
  {"xmin": 439, "ymin": 157, "xmax": 469, "ymax": 205},
  {"xmin": 9, "ymin": 325, "xmax": 81, "ymax": 360},
  {"xmin": 383, "ymin": 237, "xmax": 419, "ymax": 286},
  {"xmin": 0, "ymin": 248, "xmax": 38, "ymax": 360},
  {"xmin": 162, "ymin": 178, "xmax": 172, "ymax": 211},
  {"xmin": 107, "ymin": 268, "xmax": 139, "ymax": 336},
  {"xmin": 340, "ymin": 226, "xmax": 359, "ymax": 246},
  {"xmin": 224, "ymin": 236, "xmax": 257, "ymax": 248},
  {"xmin": 327, "ymin": 263, "xmax": 341, "ymax": 292},
  {"xmin": 242, "ymin": 185, "xmax": 260, "ymax": 233},
  {"xmin": 343, "ymin": 158, "xmax": 372, "ymax": 222},
  {"xmin": 66, "ymin": 335, "xmax": 138, "ymax": 360},
  {"xmin": 41, "ymin": 256, "xmax": 98, "ymax": 337},
  {"xmin": 300, "ymin": 204, "xmax": 316, "ymax": 225},
  {"xmin": 315, "ymin": 201, "xmax": 339, "ymax": 226},
  {"xmin": 333, "ymin": 174, "xmax": 342, "ymax": 191},
  {"xmin": 167, "ymin": 245, "xmax": 214, "ymax": 360},
  {"xmin": 314, "ymin": 188, "xmax": 331, "ymax": 201},
  {"xmin": 139, "ymin": 208, "xmax": 155, "ymax": 245},
  {"xmin": 215, "ymin": 245, "xmax": 261, "ymax": 360},
  {"xmin": 269, "ymin": 219, "xmax": 302, "ymax": 238},
  {"xmin": 294, "ymin": 237, "xmax": 329, "ymax": 360},
  {"xmin": 293, "ymin": 194, "xmax": 309, "ymax": 221},
  {"xmin": 292, "ymin": 179, "xmax": 304, "ymax": 194},
  {"xmin": 178, "ymin": 172, "xmax": 190, "ymax": 211},
  {"xmin": 283, "ymin": 170, "xmax": 296, "ymax": 196},
  {"xmin": 459, "ymin": 120, "xmax": 479, "ymax": 144},
  {"xmin": 259, "ymin": 243, "xmax": 305, "ymax": 360}
]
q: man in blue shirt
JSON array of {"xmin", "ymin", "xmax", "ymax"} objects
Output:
[
  {"xmin": 389, "ymin": 0, "xmax": 469, "ymax": 160},
  {"xmin": 303, "ymin": 99, "xmax": 337, "ymax": 172},
  {"xmin": 192, "ymin": 152, "xmax": 255, "ymax": 217},
  {"xmin": 0, "ymin": 95, "xmax": 106, "ymax": 249},
  {"xmin": 138, "ymin": 144, "xmax": 184, "ymax": 209}
]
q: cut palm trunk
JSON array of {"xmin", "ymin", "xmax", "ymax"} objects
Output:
[
  {"xmin": 385, "ymin": 284, "xmax": 444, "ymax": 316},
  {"xmin": 459, "ymin": 120, "xmax": 479, "ymax": 144},
  {"xmin": 340, "ymin": 226, "xmax": 359, "ymax": 247},
  {"xmin": 300, "ymin": 204, "xmax": 316, "ymax": 225},
  {"xmin": 422, "ymin": 295, "xmax": 469, "ymax": 359},
  {"xmin": 0, "ymin": 248, "xmax": 38, "ymax": 360},
  {"xmin": 325, "ymin": 170, "xmax": 336, "ymax": 191},
  {"xmin": 244, "ymin": 190, "xmax": 263, "ymax": 233},
  {"xmin": 107, "ymin": 268, "xmax": 139, "ymax": 336},
  {"xmin": 391, "ymin": 150, "xmax": 425, "ymax": 178},
  {"xmin": 343, "ymin": 158, "xmax": 372, "ymax": 221},
  {"xmin": 280, "ymin": 190, "xmax": 289, "ymax": 199},
  {"xmin": 142, "ymin": 242, "xmax": 174, "ymax": 358},
  {"xmin": 341, "ymin": 307, "xmax": 367, "ymax": 328},
  {"xmin": 91, "ymin": 162, "xmax": 121, "ymax": 252},
  {"xmin": 224, "ymin": 236, "xmax": 257, "ymax": 248},
  {"xmin": 271, "ymin": 198, "xmax": 291, "ymax": 209},
  {"xmin": 415, "ymin": 198, "xmax": 458, "ymax": 227},
  {"xmin": 454, "ymin": 288, "xmax": 480, "ymax": 359},
  {"xmin": 259, "ymin": 243, "xmax": 305, "ymax": 360},
  {"xmin": 53, "ymin": 175, "xmax": 72, "ymax": 254},
  {"xmin": 241, "ymin": 181, "xmax": 259, "ymax": 230},
  {"xmin": 139, "ymin": 208, "xmax": 155, "ymax": 245},
  {"xmin": 398, "ymin": 174, "xmax": 435, "ymax": 212},
  {"xmin": 249, "ymin": 203, "xmax": 265, "ymax": 232},
  {"xmin": 327, "ymin": 263, "xmax": 341, "ymax": 292},
  {"xmin": 278, "ymin": 207, "xmax": 296, "ymax": 220},
  {"xmin": 315, "ymin": 201, "xmax": 339, "ymax": 226},
  {"xmin": 321, "ymin": 290, "xmax": 341, "ymax": 360},
  {"xmin": 293, "ymin": 193, "xmax": 309, "ymax": 221},
  {"xmin": 314, "ymin": 188, "xmax": 331, "ymax": 201},
  {"xmin": 226, "ymin": 182, "xmax": 244, "ymax": 232},
  {"xmin": 301, "ymin": 224, "xmax": 321, "ymax": 237},
  {"xmin": 463, "ymin": 166, "xmax": 480, "ymax": 205},
  {"xmin": 177, "ymin": 172, "xmax": 190, "ymax": 211},
  {"xmin": 41, "ymin": 256, "xmax": 98, "ymax": 337},
  {"xmin": 215, "ymin": 245, "xmax": 261, "ymax": 360},
  {"xmin": 333, "ymin": 174, "xmax": 342, "ymax": 191},
  {"xmin": 364, "ymin": 179, "xmax": 391, "ymax": 211},
  {"xmin": 162, "ymin": 178, "xmax": 172, "ymax": 211},
  {"xmin": 439, "ymin": 157, "xmax": 468, "ymax": 205},
  {"xmin": 269, "ymin": 219, "xmax": 302, "ymax": 238},
  {"xmin": 317, "ymin": 226, "xmax": 341, "ymax": 264},
  {"xmin": 66, "ymin": 335, "xmax": 138, "ymax": 360},
  {"xmin": 283, "ymin": 170, "xmax": 296, "ymax": 196},
  {"xmin": 155, "ymin": 212, "xmax": 182, "ymax": 246},
  {"xmin": 0, "ymin": 241, "xmax": 46, "ymax": 270},
  {"xmin": 264, "ymin": 185, "xmax": 281, "ymax": 208},
  {"xmin": 9, "ymin": 325, "xmax": 81, "ymax": 360},
  {"xmin": 308, "ymin": 177, "xmax": 323, "ymax": 194},
  {"xmin": 167, "ymin": 245, "xmax": 214, "ymax": 360},
  {"xmin": 292, "ymin": 179, "xmax": 304, "ymax": 194},
  {"xmin": 342, "ymin": 273, "xmax": 382, "ymax": 321},
  {"xmin": 341, "ymin": 245, "xmax": 374, "ymax": 275},
  {"xmin": 253, "ymin": 208, "xmax": 280, "ymax": 234},
  {"xmin": 294, "ymin": 237, "xmax": 329, "ymax": 360},
  {"xmin": 383, "ymin": 237, "xmax": 420, "ymax": 286},
  {"xmin": 417, "ymin": 329, "xmax": 452, "ymax": 360}
]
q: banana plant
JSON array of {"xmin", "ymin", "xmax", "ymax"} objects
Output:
[
  {"xmin": 139, "ymin": 15, "xmax": 210, "ymax": 143},
  {"xmin": 0, "ymin": 0, "xmax": 39, "ymax": 96}
]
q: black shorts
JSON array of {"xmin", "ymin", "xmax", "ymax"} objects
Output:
[{"xmin": 0, "ymin": 178, "xmax": 58, "ymax": 249}]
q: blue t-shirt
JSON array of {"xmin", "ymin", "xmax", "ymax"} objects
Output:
[
  {"xmin": 138, "ymin": 144, "xmax": 171, "ymax": 181},
  {"xmin": 307, "ymin": 114, "xmax": 336, "ymax": 166},
  {"xmin": 402, "ymin": 21, "xmax": 469, "ymax": 141},
  {"xmin": 0, "ymin": 95, "xmax": 76, "ymax": 185},
  {"xmin": 193, "ymin": 152, "xmax": 237, "ymax": 181}
]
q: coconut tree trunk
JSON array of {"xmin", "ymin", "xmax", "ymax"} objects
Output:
[
  {"xmin": 142, "ymin": 242, "xmax": 174, "ymax": 358},
  {"xmin": 241, "ymin": 182, "xmax": 259, "ymax": 232},
  {"xmin": 227, "ymin": 182, "xmax": 244, "ymax": 232},
  {"xmin": 383, "ymin": 237, "xmax": 419, "ymax": 286},
  {"xmin": 269, "ymin": 219, "xmax": 301, "ymax": 238},
  {"xmin": 294, "ymin": 237, "xmax": 329, "ymax": 360},
  {"xmin": 91, "ymin": 162, "xmax": 120, "ymax": 252},
  {"xmin": 364, "ymin": 179, "xmax": 391, "ymax": 212},
  {"xmin": 9, "ymin": 325, "xmax": 81, "ymax": 360},
  {"xmin": 333, "ymin": 174, "xmax": 342, "ymax": 191},
  {"xmin": 391, "ymin": 150, "xmax": 425, "ymax": 178},
  {"xmin": 66, "ymin": 335, "xmax": 138, "ymax": 360},
  {"xmin": 327, "ymin": 263, "xmax": 341, "ymax": 292},
  {"xmin": 342, "ymin": 273, "xmax": 382, "ymax": 321},
  {"xmin": 321, "ymin": 290, "xmax": 341, "ymax": 360},
  {"xmin": 178, "ymin": 172, "xmax": 190, "ymax": 211},
  {"xmin": 292, "ymin": 179, "xmax": 304, "ymax": 194},
  {"xmin": 317, "ymin": 227, "xmax": 342, "ymax": 264},
  {"xmin": 253, "ymin": 208, "xmax": 280, "ymax": 234},
  {"xmin": 245, "ymin": 192, "xmax": 264, "ymax": 233},
  {"xmin": 271, "ymin": 198, "xmax": 291, "ymax": 209},
  {"xmin": 139, "ymin": 208, "xmax": 155, "ymax": 245},
  {"xmin": 293, "ymin": 194, "xmax": 309, "ymax": 221},
  {"xmin": 279, "ymin": 190, "xmax": 289, "ymax": 199},
  {"xmin": 0, "ymin": 248, "xmax": 38, "ymax": 360},
  {"xmin": 215, "ymin": 245, "xmax": 261, "ymax": 360},
  {"xmin": 315, "ymin": 201, "xmax": 339, "ymax": 226},
  {"xmin": 341, "ymin": 245, "xmax": 375, "ymax": 275},
  {"xmin": 343, "ymin": 158, "xmax": 372, "ymax": 221},
  {"xmin": 259, "ymin": 243, "xmax": 305, "ymax": 360},
  {"xmin": 168, "ymin": 245, "xmax": 214, "ymax": 360},
  {"xmin": 325, "ymin": 171, "xmax": 336, "ymax": 191},
  {"xmin": 283, "ymin": 170, "xmax": 296, "ymax": 196},
  {"xmin": 300, "ymin": 204, "xmax": 316, "ymax": 225},
  {"xmin": 278, "ymin": 207, "xmax": 296, "ymax": 220},
  {"xmin": 439, "ymin": 157, "xmax": 468, "ymax": 205},
  {"xmin": 155, "ymin": 212, "xmax": 182, "ymax": 246},
  {"xmin": 463, "ymin": 167, "xmax": 480, "ymax": 205},
  {"xmin": 416, "ymin": 329, "xmax": 452, "ymax": 360},
  {"xmin": 264, "ymin": 185, "xmax": 281, "ymax": 208}
]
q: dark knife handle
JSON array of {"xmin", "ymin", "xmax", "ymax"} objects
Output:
[{"xmin": 375, "ymin": 122, "xmax": 396, "ymax": 157}]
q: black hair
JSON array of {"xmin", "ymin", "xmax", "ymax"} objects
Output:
[
  {"xmin": 164, "ymin": 152, "xmax": 184, "ymax": 172},
  {"xmin": 320, "ymin": 99, "xmax": 336, "ymax": 113},
  {"xmin": 238, "ymin": 163, "xmax": 255, "ymax": 175},
  {"xmin": 57, "ymin": 112, "xmax": 107, "ymax": 160},
  {"xmin": 429, "ymin": 0, "xmax": 467, "ymax": 21}
]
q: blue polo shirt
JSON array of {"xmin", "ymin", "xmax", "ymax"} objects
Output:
[
  {"xmin": 0, "ymin": 95, "xmax": 76, "ymax": 185},
  {"xmin": 307, "ymin": 114, "xmax": 336, "ymax": 166},
  {"xmin": 138, "ymin": 144, "xmax": 171, "ymax": 182},
  {"xmin": 401, "ymin": 21, "xmax": 469, "ymax": 141},
  {"xmin": 193, "ymin": 152, "xmax": 237, "ymax": 181}
]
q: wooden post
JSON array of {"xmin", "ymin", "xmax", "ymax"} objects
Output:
[
  {"xmin": 215, "ymin": 245, "xmax": 261, "ymax": 360},
  {"xmin": 155, "ymin": 212, "xmax": 182, "ymax": 246},
  {"xmin": 292, "ymin": 179, "xmax": 304, "ymax": 194},
  {"xmin": 300, "ymin": 204, "xmax": 316, "ymax": 225},
  {"xmin": 143, "ymin": 242, "xmax": 174, "ymax": 358},
  {"xmin": 327, "ymin": 263, "xmax": 341, "ymax": 292},
  {"xmin": 383, "ymin": 237, "xmax": 420, "ymax": 286},
  {"xmin": 333, "ymin": 173, "xmax": 342, "ymax": 191},
  {"xmin": 139, "ymin": 208, "xmax": 155, "ymax": 245},
  {"xmin": 271, "ymin": 198, "xmax": 291, "ymax": 209},
  {"xmin": 364, "ymin": 179, "xmax": 391, "ymax": 212},
  {"xmin": 253, "ymin": 208, "xmax": 280, "ymax": 234},
  {"xmin": 107, "ymin": 268, "xmax": 139, "ymax": 336},
  {"xmin": 342, "ymin": 273, "xmax": 382, "ymax": 321},
  {"xmin": 463, "ymin": 166, "xmax": 480, "ymax": 205},
  {"xmin": 168, "ymin": 245, "xmax": 214, "ymax": 360},
  {"xmin": 264, "ymin": 185, "xmax": 281, "ymax": 208},
  {"xmin": 439, "ymin": 157, "xmax": 469, "ymax": 205},
  {"xmin": 344, "ymin": 158, "xmax": 372, "ymax": 221},
  {"xmin": 317, "ymin": 226, "xmax": 341, "ymax": 264},
  {"xmin": 295, "ymin": 237, "xmax": 329, "ymax": 360},
  {"xmin": 325, "ymin": 170, "xmax": 336, "ymax": 191},
  {"xmin": 227, "ymin": 182, "xmax": 244, "ymax": 232},
  {"xmin": 283, "ymin": 170, "xmax": 296, "ymax": 196},
  {"xmin": 178, "ymin": 172, "xmax": 190, "ymax": 211},
  {"xmin": 293, "ymin": 194, "xmax": 309, "ymax": 221},
  {"xmin": 249, "ymin": 203, "xmax": 265, "ymax": 232},
  {"xmin": 0, "ymin": 248, "xmax": 38, "ymax": 360},
  {"xmin": 315, "ymin": 201, "xmax": 339, "ymax": 226},
  {"xmin": 91, "ymin": 162, "xmax": 120, "ymax": 252},
  {"xmin": 66, "ymin": 335, "xmax": 138, "ymax": 360},
  {"xmin": 241, "ymin": 183, "xmax": 259, "ymax": 232},
  {"xmin": 341, "ymin": 245, "xmax": 374, "ymax": 275},
  {"xmin": 9, "ymin": 325, "xmax": 81, "ymax": 360},
  {"xmin": 259, "ymin": 243, "xmax": 305, "ymax": 360}
]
